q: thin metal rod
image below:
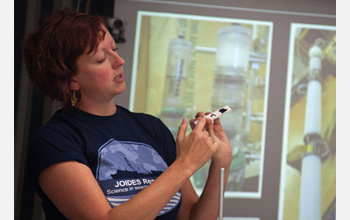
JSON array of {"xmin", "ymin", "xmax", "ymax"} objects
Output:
[{"xmin": 219, "ymin": 167, "xmax": 225, "ymax": 220}]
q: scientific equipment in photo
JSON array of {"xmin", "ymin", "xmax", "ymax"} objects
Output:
[
  {"xmin": 159, "ymin": 36, "xmax": 192, "ymax": 135},
  {"xmin": 189, "ymin": 23, "xmax": 270, "ymax": 195}
]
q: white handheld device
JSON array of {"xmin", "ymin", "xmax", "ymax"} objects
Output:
[{"xmin": 194, "ymin": 105, "xmax": 232, "ymax": 125}]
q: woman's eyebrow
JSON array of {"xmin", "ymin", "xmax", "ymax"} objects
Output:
[{"xmin": 92, "ymin": 42, "xmax": 110, "ymax": 55}]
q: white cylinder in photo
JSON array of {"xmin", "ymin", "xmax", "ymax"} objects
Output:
[
  {"xmin": 299, "ymin": 153, "xmax": 322, "ymax": 220},
  {"xmin": 215, "ymin": 25, "xmax": 251, "ymax": 74},
  {"xmin": 304, "ymin": 80, "xmax": 322, "ymax": 135}
]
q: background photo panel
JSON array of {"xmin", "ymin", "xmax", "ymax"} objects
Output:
[
  {"xmin": 278, "ymin": 23, "xmax": 336, "ymax": 220},
  {"xmin": 129, "ymin": 11, "xmax": 273, "ymax": 199}
]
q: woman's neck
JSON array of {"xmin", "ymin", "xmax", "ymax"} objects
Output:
[{"xmin": 75, "ymin": 100, "xmax": 117, "ymax": 116}]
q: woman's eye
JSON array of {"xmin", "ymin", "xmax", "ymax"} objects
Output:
[
  {"xmin": 112, "ymin": 48, "xmax": 119, "ymax": 52},
  {"xmin": 97, "ymin": 57, "xmax": 106, "ymax": 63}
]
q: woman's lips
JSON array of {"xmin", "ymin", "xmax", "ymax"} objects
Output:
[{"xmin": 114, "ymin": 73, "xmax": 124, "ymax": 83}]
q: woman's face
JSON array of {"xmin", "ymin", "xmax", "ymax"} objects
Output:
[{"xmin": 72, "ymin": 29, "xmax": 126, "ymax": 104}]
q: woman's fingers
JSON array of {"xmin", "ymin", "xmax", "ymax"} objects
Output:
[{"xmin": 176, "ymin": 118, "xmax": 188, "ymax": 143}]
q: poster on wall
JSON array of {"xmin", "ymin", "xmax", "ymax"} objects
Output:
[
  {"xmin": 278, "ymin": 23, "xmax": 336, "ymax": 220},
  {"xmin": 130, "ymin": 11, "xmax": 273, "ymax": 198}
]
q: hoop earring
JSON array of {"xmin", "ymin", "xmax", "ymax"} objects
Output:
[{"xmin": 71, "ymin": 90, "xmax": 78, "ymax": 107}]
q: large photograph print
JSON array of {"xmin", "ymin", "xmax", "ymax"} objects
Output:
[
  {"xmin": 130, "ymin": 11, "xmax": 273, "ymax": 198},
  {"xmin": 278, "ymin": 23, "xmax": 336, "ymax": 220}
]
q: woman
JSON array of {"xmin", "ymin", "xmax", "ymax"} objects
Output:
[{"xmin": 23, "ymin": 8, "xmax": 232, "ymax": 220}]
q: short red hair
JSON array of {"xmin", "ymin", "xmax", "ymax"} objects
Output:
[{"xmin": 23, "ymin": 8, "xmax": 106, "ymax": 108}]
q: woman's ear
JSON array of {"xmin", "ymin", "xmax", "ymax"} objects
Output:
[{"xmin": 70, "ymin": 77, "xmax": 80, "ymax": 91}]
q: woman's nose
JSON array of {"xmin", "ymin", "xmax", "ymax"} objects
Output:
[{"xmin": 112, "ymin": 52, "xmax": 125, "ymax": 68}]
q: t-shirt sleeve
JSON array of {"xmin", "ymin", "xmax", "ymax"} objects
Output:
[{"xmin": 29, "ymin": 125, "xmax": 89, "ymax": 187}]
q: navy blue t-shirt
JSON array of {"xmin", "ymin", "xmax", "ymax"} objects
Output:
[{"xmin": 29, "ymin": 105, "xmax": 181, "ymax": 219}]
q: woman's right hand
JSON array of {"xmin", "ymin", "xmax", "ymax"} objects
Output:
[{"xmin": 175, "ymin": 118, "xmax": 219, "ymax": 174}]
